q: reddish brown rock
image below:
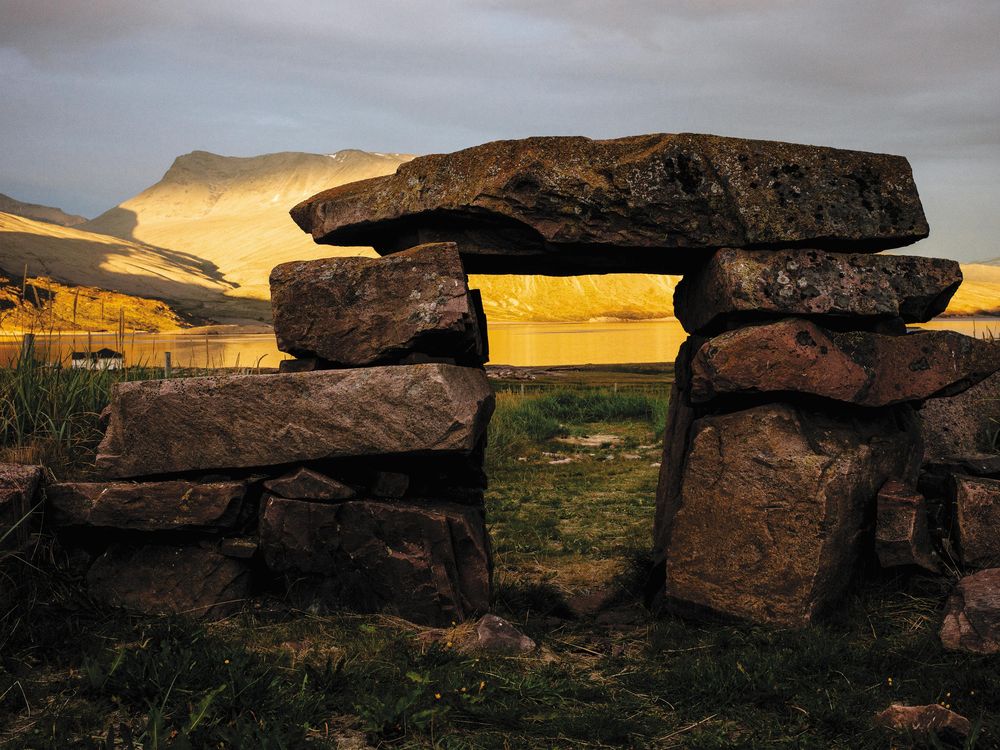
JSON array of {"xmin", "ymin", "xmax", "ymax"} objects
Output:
[
  {"xmin": 919, "ymin": 371, "xmax": 1000, "ymax": 462},
  {"xmin": 270, "ymin": 243, "xmax": 486, "ymax": 367},
  {"xmin": 674, "ymin": 248, "xmax": 961, "ymax": 334},
  {"xmin": 940, "ymin": 568, "xmax": 1000, "ymax": 654},
  {"xmin": 875, "ymin": 481, "xmax": 939, "ymax": 572},
  {"xmin": 292, "ymin": 134, "xmax": 928, "ymax": 275},
  {"xmin": 875, "ymin": 703, "xmax": 971, "ymax": 740},
  {"xmin": 263, "ymin": 468, "xmax": 354, "ymax": 501},
  {"xmin": 466, "ymin": 614, "xmax": 536, "ymax": 655},
  {"xmin": 46, "ymin": 479, "xmax": 251, "ymax": 531},
  {"xmin": 260, "ymin": 497, "xmax": 491, "ymax": 626},
  {"xmin": 689, "ymin": 319, "xmax": 1000, "ymax": 406},
  {"xmin": 0, "ymin": 464, "xmax": 42, "ymax": 549},
  {"xmin": 952, "ymin": 475, "xmax": 1000, "ymax": 568},
  {"xmin": 96, "ymin": 364, "xmax": 494, "ymax": 478},
  {"xmin": 87, "ymin": 545, "xmax": 250, "ymax": 619},
  {"xmin": 661, "ymin": 403, "xmax": 920, "ymax": 626}
]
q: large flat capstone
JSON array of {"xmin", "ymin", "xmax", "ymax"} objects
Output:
[
  {"xmin": 291, "ymin": 134, "xmax": 928, "ymax": 275},
  {"xmin": 660, "ymin": 402, "xmax": 919, "ymax": 626},
  {"xmin": 271, "ymin": 242, "xmax": 486, "ymax": 367},
  {"xmin": 674, "ymin": 248, "xmax": 961, "ymax": 334},
  {"xmin": 95, "ymin": 364, "xmax": 495, "ymax": 478},
  {"xmin": 688, "ymin": 320, "xmax": 1000, "ymax": 406}
]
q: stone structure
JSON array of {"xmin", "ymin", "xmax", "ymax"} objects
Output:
[{"xmin": 26, "ymin": 132, "xmax": 1000, "ymax": 630}]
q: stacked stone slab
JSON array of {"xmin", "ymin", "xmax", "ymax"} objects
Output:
[
  {"xmin": 46, "ymin": 242, "xmax": 495, "ymax": 625},
  {"xmin": 292, "ymin": 132, "xmax": 1000, "ymax": 629}
]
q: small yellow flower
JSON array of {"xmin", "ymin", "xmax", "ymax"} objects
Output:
[
  {"xmin": 479, "ymin": 680, "xmax": 486, "ymax": 691},
  {"xmin": 434, "ymin": 692, "xmax": 442, "ymax": 700},
  {"xmin": 446, "ymin": 641, "xmax": 453, "ymax": 648},
  {"xmin": 946, "ymin": 692, "xmax": 951, "ymax": 697},
  {"xmin": 887, "ymin": 677, "xmax": 893, "ymax": 685},
  {"xmin": 461, "ymin": 687, "xmax": 467, "ymax": 693},
  {"xmin": 224, "ymin": 659, "xmax": 230, "ymax": 665}
]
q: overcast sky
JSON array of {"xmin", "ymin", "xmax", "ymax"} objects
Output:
[{"xmin": 2, "ymin": 0, "xmax": 998, "ymax": 261}]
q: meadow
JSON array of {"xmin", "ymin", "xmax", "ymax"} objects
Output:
[{"xmin": 0, "ymin": 359, "xmax": 996, "ymax": 748}]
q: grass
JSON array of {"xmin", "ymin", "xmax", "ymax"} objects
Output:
[{"xmin": 1, "ymin": 369, "xmax": 998, "ymax": 747}]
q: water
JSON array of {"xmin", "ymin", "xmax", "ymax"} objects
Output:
[{"xmin": 1, "ymin": 318, "xmax": 996, "ymax": 369}]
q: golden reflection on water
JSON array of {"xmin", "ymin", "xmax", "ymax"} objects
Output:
[{"xmin": 1, "ymin": 318, "xmax": 995, "ymax": 369}]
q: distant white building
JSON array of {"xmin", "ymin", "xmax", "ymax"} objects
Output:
[{"xmin": 70, "ymin": 348, "xmax": 123, "ymax": 370}]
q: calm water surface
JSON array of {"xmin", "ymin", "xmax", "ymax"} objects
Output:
[{"xmin": 1, "ymin": 318, "xmax": 996, "ymax": 369}]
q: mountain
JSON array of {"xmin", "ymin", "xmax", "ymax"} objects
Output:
[
  {"xmin": 0, "ymin": 193, "xmax": 88, "ymax": 228},
  {"xmin": 18, "ymin": 148, "xmax": 1000, "ymax": 324}
]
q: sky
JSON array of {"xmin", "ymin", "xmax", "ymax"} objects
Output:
[{"xmin": 1, "ymin": 0, "xmax": 998, "ymax": 262}]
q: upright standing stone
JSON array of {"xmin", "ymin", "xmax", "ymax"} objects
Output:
[
  {"xmin": 661, "ymin": 403, "xmax": 919, "ymax": 626},
  {"xmin": 940, "ymin": 568, "xmax": 1000, "ymax": 654},
  {"xmin": 271, "ymin": 243, "xmax": 486, "ymax": 367},
  {"xmin": 291, "ymin": 134, "xmax": 928, "ymax": 274},
  {"xmin": 952, "ymin": 475, "xmax": 1000, "ymax": 568}
]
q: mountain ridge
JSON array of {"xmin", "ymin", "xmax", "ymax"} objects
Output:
[{"xmin": 0, "ymin": 193, "xmax": 88, "ymax": 228}]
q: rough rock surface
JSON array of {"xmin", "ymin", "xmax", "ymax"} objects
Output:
[
  {"xmin": 291, "ymin": 134, "xmax": 928, "ymax": 275},
  {"xmin": 919, "ymin": 371, "xmax": 1000, "ymax": 462},
  {"xmin": 674, "ymin": 248, "xmax": 961, "ymax": 334},
  {"xmin": 467, "ymin": 614, "xmax": 536, "ymax": 654},
  {"xmin": 940, "ymin": 568, "xmax": 1000, "ymax": 654},
  {"xmin": 952, "ymin": 475, "xmax": 1000, "ymax": 568},
  {"xmin": 263, "ymin": 468, "xmax": 355, "ymax": 501},
  {"xmin": 875, "ymin": 481, "xmax": 939, "ymax": 571},
  {"xmin": 660, "ymin": 403, "xmax": 920, "ymax": 626},
  {"xmin": 260, "ymin": 498, "xmax": 491, "ymax": 626},
  {"xmin": 96, "ymin": 364, "xmax": 494, "ymax": 478},
  {"xmin": 87, "ymin": 545, "xmax": 250, "ymax": 619},
  {"xmin": 47, "ymin": 479, "xmax": 252, "ymax": 530},
  {"xmin": 271, "ymin": 243, "xmax": 486, "ymax": 367},
  {"xmin": 688, "ymin": 320, "xmax": 1000, "ymax": 406},
  {"xmin": 0, "ymin": 464, "xmax": 43, "ymax": 549},
  {"xmin": 875, "ymin": 703, "xmax": 971, "ymax": 739}
]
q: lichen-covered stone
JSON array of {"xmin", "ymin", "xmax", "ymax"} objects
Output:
[
  {"xmin": 688, "ymin": 320, "xmax": 1000, "ymax": 406},
  {"xmin": 660, "ymin": 402, "xmax": 920, "ymax": 626},
  {"xmin": 674, "ymin": 248, "xmax": 961, "ymax": 334},
  {"xmin": 875, "ymin": 704, "xmax": 971, "ymax": 740},
  {"xmin": 919, "ymin": 371, "xmax": 1000, "ymax": 462},
  {"xmin": 87, "ymin": 545, "xmax": 250, "ymax": 619},
  {"xmin": 292, "ymin": 134, "xmax": 928, "ymax": 274},
  {"xmin": 940, "ymin": 568, "xmax": 1000, "ymax": 654},
  {"xmin": 95, "ymin": 364, "xmax": 494, "ymax": 478},
  {"xmin": 47, "ymin": 479, "xmax": 252, "ymax": 531},
  {"xmin": 952, "ymin": 475, "xmax": 1000, "ymax": 568},
  {"xmin": 260, "ymin": 497, "xmax": 490, "ymax": 626},
  {"xmin": 270, "ymin": 243, "xmax": 485, "ymax": 367}
]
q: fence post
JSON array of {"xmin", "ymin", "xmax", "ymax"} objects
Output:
[
  {"xmin": 164, "ymin": 351, "xmax": 172, "ymax": 379},
  {"xmin": 520, "ymin": 383, "xmax": 525, "ymax": 396}
]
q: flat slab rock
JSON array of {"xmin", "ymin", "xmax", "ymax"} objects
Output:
[
  {"xmin": 0, "ymin": 463, "xmax": 43, "ymax": 549},
  {"xmin": 271, "ymin": 242, "xmax": 486, "ymax": 367},
  {"xmin": 919, "ymin": 371, "xmax": 1000, "ymax": 462},
  {"xmin": 659, "ymin": 402, "xmax": 919, "ymax": 627},
  {"xmin": 674, "ymin": 248, "xmax": 960, "ymax": 334},
  {"xmin": 47, "ymin": 479, "xmax": 252, "ymax": 531},
  {"xmin": 291, "ymin": 133, "xmax": 928, "ymax": 275},
  {"xmin": 940, "ymin": 568, "xmax": 1000, "ymax": 654},
  {"xmin": 95, "ymin": 364, "xmax": 494, "ymax": 478},
  {"xmin": 261, "ymin": 498, "xmax": 490, "ymax": 626},
  {"xmin": 87, "ymin": 545, "xmax": 250, "ymax": 619},
  {"xmin": 263, "ymin": 467, "xmax": 355, "ymax": 501},
  {"xmin": 688, "ymin": 319, "xmax": 1000, "ymax": 406},
  {"xmin": 875, "ymin": 704, "xmax": 971, "ymax": 739},
  {"xmin": 952, "ymin": 475, "xmax": 1000, "ymax": 568}
]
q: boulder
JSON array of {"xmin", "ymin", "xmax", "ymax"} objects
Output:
[
  {"xmin": 270, "ymin": 243, "xmax": 486, "ymax": 367},
  {"xmin": 466, "ymin": 614, "xmax": 536, "ymax": 655},
  {"xmin": 660, "ymin": 402, "xmax": 920, "ymax": 626},
  {"xmin": 87, "ymin": 545, "xmax": 250, "ymax": 619},
  {"xmin": 95, "ymin": 364, "xmax": 495, "ymax": 478},
  {"xmin": 46, "ymin": 479, "xmax": 252, "ymax": 531},
  {"xmin": 875, "ymin": 481, "xmax": 939, "ymax": 572},
  {"xmin": 688, "ymin": 320, "xmax": 1000, "ymax": 406},
  {"xmin": 940, "ymin": 568, "xmax": 1000, "ymax": 654},
  {"xmin": 919, "ymin": 371, "xmax": 1000, "ymax": 462},
  {"xmin": 952, "ymin": 475, "xmax": 1000, "ymax": 568},
  {"xmin": 260, "ymin": 497, "xmax": 491, "ymax": 626},
  {"xmin": 0, "ymin": 464, "xmax": 42, "ymax": 549},
  {"xmin": 263, "ymin": 468, "xmax": 355, "ymax": 501},
  {"xmin": 674, "ymin": 248, "xmax": 961, "ymax": 334},
  {"xmin": 875, "ymin": 704, "xmax": 971, "ymax": 740},
  {"xmin": 291, "ymin": 134, "xmax": 928, "ymax": 275}
]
